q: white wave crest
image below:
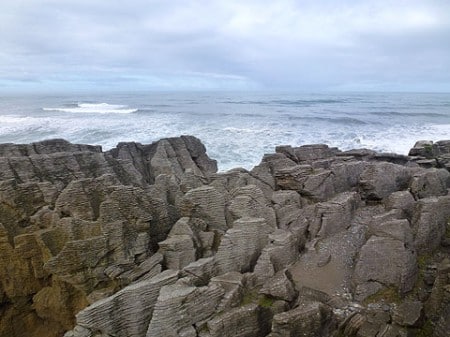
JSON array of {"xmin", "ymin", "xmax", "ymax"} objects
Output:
[{"xmin": 43, "ymin": 103, "xmax": 137, "ymax": 114}]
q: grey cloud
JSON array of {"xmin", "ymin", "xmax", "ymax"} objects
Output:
[{"xmin": 0, "ymin": 0, "xmax": 449, "ymax": 91}]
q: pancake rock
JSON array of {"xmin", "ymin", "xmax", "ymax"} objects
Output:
[{"xmin": 1, "ymin": 136, "xmax": 450, "ymax": 337}]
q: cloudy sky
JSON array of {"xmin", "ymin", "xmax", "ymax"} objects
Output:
[{"xmin": 1, "ymin": 0, "xmax": 450, "ymax": 92}]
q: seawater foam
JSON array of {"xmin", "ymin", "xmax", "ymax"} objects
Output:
[
  {"xmin": 1, "ymin": 92, "xmax": 449, "ymax": 172},
  {"xmin": 43, "ymin": 103, "xmax": 138, "ymax": 114}
]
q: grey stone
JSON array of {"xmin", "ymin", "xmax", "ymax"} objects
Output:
[
  {"xmin": 180, "ymin": 186, "xmax": 227, "ymax": 232},
  {"xmin": 354, "ymin": 236, "xmax": 417, "ymax": 294},
  {"xmin": 268, "ymin": 302, "xmax": 333, "ymax": 337},
  {"xmin": 215, "ymin": 217, "xmax": 275, "ymax": 275},
  {"xmin": 409, "ymin": 168, "xmax": 450, "ymax": 199},
  {"xmin": 359, "ymin": 162, "xmax": 411, "ymax": 200},
  {"xmin": 72, "ymin": 270, "xmax": 178, "ymax": 337},
  {"xmin": 145, "ymin": 282, "xmax": 225, "ymax": 337},
  {"xmin": 226, "ymin": 184, "xmax": 276, "ymax": 228},
  {"xmin": 412, "ymin": 195, "xmax": 450, "ymax": 254},
  {"xmin": 260, "ymin": 270, "xmax": 297, "ymax": 302},
  {"xmin": 204, "ymin": 304, "xmax": 264, "ymax": 337},
  {"xmin": 392, "ymin": 300, "xmax": 423, "ymax": 327}
]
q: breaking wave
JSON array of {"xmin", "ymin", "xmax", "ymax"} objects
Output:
[{"xmin": 43, "ymin": 103, "xmax": 137, "ymax": 114}]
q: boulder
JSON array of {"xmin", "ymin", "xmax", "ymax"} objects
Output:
[
  {"xmin": 392, "ymin": 300, "xmax": 423, "ymax": 327},
  {"xmin": 180, "ymin": 186, "xmax": 227, "ymax": 233},
  {"xmin": 408, "ymin": 140, "xmax": 435, "ymax": 158},
  {"xmin": 411, "ymin": 195, "xmax": 450, "ymax": 254},
  {"xmin": 202, "ymin": 303, "xmax": 267, "ymax": 337},
  {"xmin": 308, "ymin": 192, "xmax": 361, "ymax": 238},
  {"xmin": 254, "ymin": 229, "xmax": 299, "ymax": 284},
  {"xmin": 268, "ymin": 302, "xmax": 333, "ymax": 337},
  {"xmin": 70, "ymin": 270, "xmax": 178, "ymax": 337},
  {"xmin": 409, "ymin": 168, "xmax": 449, "ymax": 199},
  {"xmin": 359, "ymin": 162, "xmax": 411, "ymax": 200},
  {"xmin": 292, "ymin": 144, "xmax": 338, "ymax": 162},
  {"xmin": 226, "ymin": 185, "xmax": 276, "ymax": 228},
  {"xmin": 354, "ymin": 236, "xmax": 417, "ymax": 294},
  {"xmin": 260, "ymin": 270, "xmax": 297, "ymax": 303},
  {"xmin": 145, "ymin": 282, "xmax": 225, "ymax": 337},
  {"xmin": 215, "ymin": 217, "xmax": 275, "ymax": 275}
]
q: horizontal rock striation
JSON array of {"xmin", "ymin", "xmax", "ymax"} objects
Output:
[{"xmin": 0, "ymin": 137, "xmax": 450, "ymax": 337}]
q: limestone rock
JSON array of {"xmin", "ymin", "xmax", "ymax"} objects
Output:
[
  {"xmin": 210, "ymin": 272, "xmax": 244, "ymax": 305},
  {"xmin": 411, "ymin": 195, "xmax": 450, "ymax": 254},
  {"xmin": 359, "ymin": 162, "xmax": 411, "ymax": 200},
  {"xmin": 108, "ymin": 135, "xmax": 217, "ymax": 182},
  {"xmin": 182, "ymin": 257, "xmax": 215, "ymax": 286},
  {"xmin": 268, "ymin": 302, "xmax": 333, "ymax": 337},
  {"xmin": 369, "ymin": 219, "xmax": 413, "ymax": 246},
  {"xmin": 226, "ymin": 184, "xmax": 276, "ymax": 228},
  {"xmin": 0, "ymin": 136, "xmax": 216, "ymax": 337},
  {"xmin": 409, "ymin": 168, "xmax": 449, "ymax": 199},
  {"xmin": 292, "ymin": 144, "xmax": 338, "ymax": 162},
  {"xmin": 254, "ymin": 229, "xmax": 299, "ymax": 284},
  {"xmin": 408, "ymin": 140, "xmax": 435, "ymax": 158},
  {"xmin": 4, "ymin": 137, "xmax": 450, "ymax": 337},
  {"xmin": 215, "ymin": 217, "xmax": 275, "ymax": 275},
  {"xmin": 275, "ymin": 160, "xmax": 366, "ymax": 202},
  {"xmin": 145, "ymin": 281, "xmax": 225, "ymax": 337},
  {"xmin": 260, "ymin": 270, "xmax": 297, "ymax": 303},
  {"xmin": 309, "ymin": 192, "xmax": 361, "ymax": 238},
  {"xmin": 180, "ymin": 186, "xmax": 227, "ymax": 232},
  {"xmin": 354, "ymin": 236, "xmax": 417, "ymax": 294},
  {"xmin": 70, "ymin": 270, "xmax": 178, "ymax": 337},
  {"xmin": 383, "ymin": 190, "xmax": 415, "ymax": 217},
  {"xmin": 392, "ymin": 300, "xmax": 423, "ymax": 327},
  {"xmin": 202, "ymin": 303, "xmax": 267, "ymax": 337},
  {"xmin": 433, "ymin": 302, "xmax": 450, "ymax": 337},
  {"xmin": 354, "ymin": 281, "xmax": 384, "ymax": 302}
]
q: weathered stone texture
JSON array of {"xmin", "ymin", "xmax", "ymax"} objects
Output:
[{"xmin": 2, "ymin": 137, "xmax": 450, "ymax": 337}]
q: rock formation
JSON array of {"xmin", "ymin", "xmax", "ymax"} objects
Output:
[{"xmin": 1, "ymin": 136, "xmax": 450, "ymax": 337}]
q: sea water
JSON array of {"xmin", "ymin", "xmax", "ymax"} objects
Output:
[{"xmin": 0, "ymin": 91, "xmax": 449, "ymax": 171}]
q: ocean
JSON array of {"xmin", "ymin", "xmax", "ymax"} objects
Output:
[{"xmin": 0, "ymin": 91, "xmax": 449, "ymax": 171}]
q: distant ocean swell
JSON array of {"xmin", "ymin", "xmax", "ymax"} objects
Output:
[{"xmin": 0, "ymin": 92, "xmax": 449, "ymax": 171}]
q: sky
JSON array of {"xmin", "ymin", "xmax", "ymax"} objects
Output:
[{"xmin": 1, "ymin": 0, "xmax": 450, "ymax": 92}]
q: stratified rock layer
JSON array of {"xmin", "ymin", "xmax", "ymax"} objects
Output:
[{"xmin": 1, "ymin": 136, "xmax": 450, "ymax": 337}]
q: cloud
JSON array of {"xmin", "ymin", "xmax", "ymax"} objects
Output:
[{"xmin": 0, "ymin": 0, "xmax": 449, "ymax": 91}]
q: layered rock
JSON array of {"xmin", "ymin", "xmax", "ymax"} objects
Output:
[
  {"xmin": 1, "ymin": 136, "xmax": 450, "ymax": 337},
  {"xmin": 0, "ymin": 136, "xmax": 216, "ymax": 337}
]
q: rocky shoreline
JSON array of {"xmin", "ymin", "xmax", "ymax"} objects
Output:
[{"xmin": 0, "ymin": 136, "xmax": 449, "ymax": 337}]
